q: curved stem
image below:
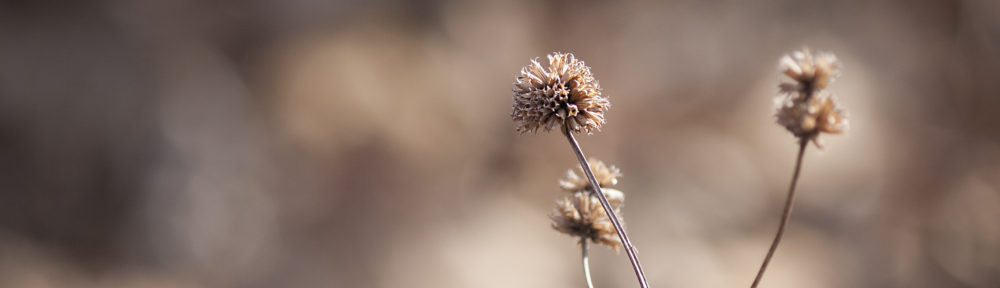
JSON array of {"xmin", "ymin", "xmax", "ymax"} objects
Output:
[
  {"xmin": 751, "ymin": 138, "xmax": 809, "ymax": 288},
  {"xmin": 562, "ymin": 125, "xmax": 648, "ymax": 288},
  {"xmin": 581, "ymin": 238, "xmax": 595, "ymax": 288}
]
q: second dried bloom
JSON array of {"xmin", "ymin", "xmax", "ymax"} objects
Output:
[
  {"xmin": 511, "ymin": 52, "xmax": 609, "ymax": 134},
  {"xmin": 558, "ymin": 158, "xmax": 622, "ymax": 193},
  {"xmin": 774, "ymin": 48, "xmax": 848, "ymax": 146},
  {"xmin": 779, "ymin": 48, "xmax": 840, "ymax": 92},
  {"xmin": 551, "ymin": 190, "xmax": 625, "ymax": 250}
]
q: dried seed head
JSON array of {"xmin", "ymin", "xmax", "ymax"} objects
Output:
[
  {"xmin": 550, "ymin": 190, "xmax": 624, "ymax": 251},
  {"xmin": 775, "ymin": 92, "xmax": 848, "ymax": 138},
  {"xmin": 512, "ymin": 52, "xmax": 609, "ymax": 134},
  {"xmin": 779, "ymin": 48, "xmax": 840, "ymax": 92},
  {"xmin": 558, "ymin": 158, "xmax": 622, "ymax": 192},
  {"xmin": 551, "ymin": 159, "xmax": 625, "ymax": 250},
  {"xmin": 774, "ymin": 48, "xmax": 849, "ymax": 147}
]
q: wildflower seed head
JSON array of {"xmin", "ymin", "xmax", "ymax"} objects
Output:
[
  {"xmin": 774, "ymin": 48, "xmax": 849, "ymax": 147},
  {"xmin": 512, "ymin": 52, "xmax": 609, "ymax": 134},
  {"xmin": 550, "ymin": 190, "xmax": 624, "ymax": 251},
  {"xmin": 558, "ymin": 158, "xmax": 622, "ymax": 192},
  {"xmin": 779, "ymin": 48, "xmax": 840, "ymax": 92}
]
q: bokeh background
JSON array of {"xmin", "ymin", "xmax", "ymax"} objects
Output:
[{"xmin": 1, "ymin": 0, "xmax": 999, "ymax": 287}]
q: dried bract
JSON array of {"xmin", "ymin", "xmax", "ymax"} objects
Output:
[{"xmin": 512, "ymin": 52, "xmax": 609, "ymax": 134}]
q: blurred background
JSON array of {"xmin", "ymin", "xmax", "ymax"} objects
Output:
[{"xmin": 1, "ymin": 0, "xmax": 999, "ymax": 287}]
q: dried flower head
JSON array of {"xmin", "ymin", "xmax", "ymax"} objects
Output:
[
  {"xmin": 775, "ymin": 48, "xmax": 849, "ymax": 147},
  {"xmin": 559, "ymin": 158, "xmax": 622, "ymax": 192},
  {"xmin": 512, "ymin": 52, "xmax": 609, "ymax": 134},
  {"xmin": 551, "ymin": 190, "xmax": 624, "ymax": 250},
  {"xmin": 779, "ymin": 48, "xmax": 840, "ymax": 92}
]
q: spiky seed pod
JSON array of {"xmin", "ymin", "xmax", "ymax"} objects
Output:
[
  {"xmin": 551, "ymin": 190, "xmax": 624, "ymax": 251},
  {"xmin": 558, "ymin": 158, "xmax": 622, "ymax": 192},
  {"xmin": 512, "ymin": 52, "xmax": 609, "ymax": 134},
  {"xmin": 774, "ymin": 48, "xmax": 849, "ymax": 147}
]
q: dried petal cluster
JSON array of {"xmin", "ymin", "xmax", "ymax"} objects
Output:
[
  {"xmin": 512, "ymin": 52, "xmax": 609, "ymax": 134},
  {"xmin": 550, "ymin": 159, "xmax": 625, "ymax": 250},
  {"xmin": 774, "ymin": 48, "xmax": 849, "ymax": 147},
  {"xmin": 551, "ymin": 191, "xmax": 625, "ymax": 250},
  {"xmin": 558, "ymin": 158, "xmax": 622, "ymax": 192}
]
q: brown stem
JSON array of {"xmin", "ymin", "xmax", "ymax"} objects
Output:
[
  {"xmin": 581, "ymin": 238, "xmax": 595, "ymax": 288},
  {"xmin": 562, "ymin": 125, "xmax": 648, "ymax": 288},
  {"xmin": 750, "ymin": 137, "xmax": 809, "ymax": 288}
]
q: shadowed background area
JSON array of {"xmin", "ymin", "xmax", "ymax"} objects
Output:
[{"xmin": 1, "ymin": 0, "xmax": 999, "ymax": 287}]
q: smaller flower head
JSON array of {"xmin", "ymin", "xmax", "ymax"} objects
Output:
[
  {"xmin": 779, "ymin": 48, "xmax": 840, "ymax": 92},
  {"xmin": 774, "ymin": 48, "xmax": 849, "ymax": 147},
  {"xmin": 511, "ymin": 52, "xmax": 609, "ymax": 134},
  {"xmin": 558, "ymin": 158, "xmax": 622, "ymax": 192},
  {"xmin": 550, "ymin": 190, "xmax": 624, "ymax": 250}
]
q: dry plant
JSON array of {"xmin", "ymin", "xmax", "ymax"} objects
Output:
[
  {"xmin": 512, "ymin": 52, "xmax": 648, "ymax": 288},
  {"xmin": 751, "ymin": 48, "xmax": 849, "ymax": 288},
  {"xmin": 550, "ymin": 159, "xmax": 627, "ymax": 288}
]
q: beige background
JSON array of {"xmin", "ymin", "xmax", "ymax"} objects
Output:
[{"xmin": 1, "ymin": 0, "xmax": 999, "ymax": 287}]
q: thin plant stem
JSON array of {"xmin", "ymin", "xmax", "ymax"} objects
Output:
[
  {"xmin": 581, "ymin": 238, "xmax": 595, "ymax": 288},
  {"xmin": 750, "ymin": 138, "xmax": 809, "ymax": 288},
  {"xmin": 562, "ymin": 124, "xmax": 648, "ymax": 288}
]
